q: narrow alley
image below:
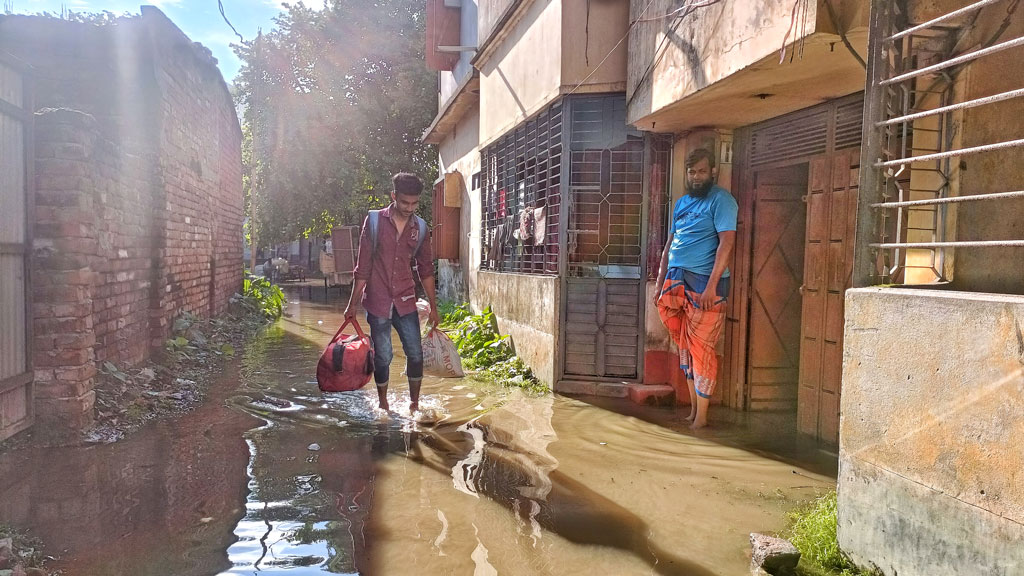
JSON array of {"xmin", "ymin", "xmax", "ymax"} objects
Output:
[{"xmin": 0, "ymin": 289, "xmax": 834, "ymax": 575}]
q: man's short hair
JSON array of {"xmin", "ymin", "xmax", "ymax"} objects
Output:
[
  {"xmin": 685, "ymin": 148, "xmax": 716, "ymax": 169},
  {"xmin": 392, "ymin": 173, "xmax": 424, "ymax": 197}
]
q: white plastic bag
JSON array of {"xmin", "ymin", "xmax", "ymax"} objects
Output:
[
  {"xmin": 416, "ymin": 298, "xmax": 431, "ymax": 327},
  {"xmin": 421, "ymin": 328, "xmax": 464, "ymax": 378}
]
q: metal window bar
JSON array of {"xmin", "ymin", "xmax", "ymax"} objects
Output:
[
  {"xmin": 856, "ymin": 0, "xmax": 1024, "ymax": 286},
  {"xmin": 885, "ymin": 0, "xmax": 1003, "ymax": 41},
  {"xmin": 480, "ymin": 100, "xmax": 562, "ymax": 274},
  {"xmin": 872, "ymin": 189, "xmax": 1024, "ymax": 208}
]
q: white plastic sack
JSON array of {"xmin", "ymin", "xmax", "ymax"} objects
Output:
[{"xmin": 422, "ymin": 328, "xmax": 465, "ymax": 378}]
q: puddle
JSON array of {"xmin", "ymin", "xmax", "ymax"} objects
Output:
[{"xmin": 0, "ymin": 289, "xmax": 835, "ymax": 575}]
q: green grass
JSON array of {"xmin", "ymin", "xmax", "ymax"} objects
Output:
[{"xmin": 788, "ymin": 491, "xmax": 881, "ymax": 576}]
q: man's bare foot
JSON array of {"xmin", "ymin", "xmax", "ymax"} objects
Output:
[
  {"xmin": 409, "ymin": 402, "xmax": 419, "ymax": 415},
  {"xmin": 684, "ymin": 411, "xmax": 697, "ymax": 422},
  {"xmin": 379, "ymin": 400, "xmax": 390, "ymax": 412},
  {"xmin": 689, "ymin": 419, "xmax": 708, "ymax": 430}
]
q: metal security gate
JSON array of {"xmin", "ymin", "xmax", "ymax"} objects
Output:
[
  {"xmin": 561, "ymin": 96, "xmax": 647, "ymax": 380},
  {"xmin": 0, "ymin": 57, "xmax": 33, "ymax": 441}
]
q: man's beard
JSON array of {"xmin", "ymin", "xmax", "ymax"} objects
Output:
[{"xmin": 686, "ymin": 179, "xmax": 714, "ymax": 198}]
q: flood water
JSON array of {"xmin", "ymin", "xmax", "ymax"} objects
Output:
[{"xmin": 0, "ymin": 288, "xmax": 836, "ymax": 575}]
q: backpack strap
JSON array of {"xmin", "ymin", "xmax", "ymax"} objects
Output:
[
  {"xmin": 414, "ymin": 215, "xmax": 427, "ymax": 257},
  {"xmin": 368, "ymin": 210, "xmax": 381, "ymax": 257}
]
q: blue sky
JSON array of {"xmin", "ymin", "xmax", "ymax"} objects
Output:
[{"xmin": 6, "ymin": 0, "xmax": 322, "ymax": 82}]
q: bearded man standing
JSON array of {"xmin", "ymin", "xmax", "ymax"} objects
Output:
[{"xmin": 654, "ymin": 148, "xmax": 738, "ymax": 429}]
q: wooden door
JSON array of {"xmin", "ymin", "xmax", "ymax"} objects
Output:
[
  {"xmin": 746, "ymin": 165, "xmax": 808, "ymax": 411},
  {"xmin": 0, "ymin": 58, "xmax": 33, "ymax": 441},
  {"xmin": 564, "ymin": 279, "xmax": 642, "ymax": 378},
  {"xmin": 798, "ymin": 148, "xmax": 859, "ymax": 443}
]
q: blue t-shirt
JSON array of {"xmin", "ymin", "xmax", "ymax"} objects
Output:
[{"xmin": 667, "ymin": 186, "xmax": 738, "ymax": 277}]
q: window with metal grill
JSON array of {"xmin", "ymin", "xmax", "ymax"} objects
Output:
[
  {"xmin": 566, "ymin": 95, "xmax": 647, "ymax": 279},
  {"xmin": 480, "ymin": 100, "xmax": 563, "ymax": 274}
]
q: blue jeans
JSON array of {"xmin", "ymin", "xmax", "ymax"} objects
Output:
[{"xmin": 366, "ymin": 307, "xmax": 423, "ymax": 385}]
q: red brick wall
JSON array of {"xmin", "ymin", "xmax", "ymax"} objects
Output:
[
  {"xmin": 1, "ymin": 9, "xmax": 243, "ymax": 436},
  {"xmin": 145, "ymin": 7, "xmax": 243, "ymax": 341},
  {"xmin": 146, "ymin": 11, "xmax": 243, "ymax": 340}
]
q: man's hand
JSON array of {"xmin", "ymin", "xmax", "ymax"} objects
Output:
[
  {"xmin": 698, "ymin": 285, "xmax": 719, "ymax": 311},
  {"xmin": 343, "ymin": 304, "xmax": 357, "ymax": 321},
  {"xmin": 428, "ymin": 307, "xmax": 441, "ymax": 328}
]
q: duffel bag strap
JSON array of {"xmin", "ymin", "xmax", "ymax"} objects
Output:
[
  {"xmin": 333, "ymin": 340, "xmax": 346, "ymax": 372},
  {"xmin": 331, "ymin": 318, "xmax": 369, "ymax": 341}
]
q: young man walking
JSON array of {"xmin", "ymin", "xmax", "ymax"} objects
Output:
[
  {"xmin": 344, "ymin": 173, "xmax": 440, "ymax": 414},
  {"xmin": 655, "ymin": 149, "xmax": 738, "ymax": 429}
]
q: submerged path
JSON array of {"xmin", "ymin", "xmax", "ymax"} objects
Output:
[{"xmin": 0, "ymin": 289, "xmax": 836, "ymax": 575}]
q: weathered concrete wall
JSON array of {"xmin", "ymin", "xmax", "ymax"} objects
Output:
[
  {"xmin": 437, "ymin": 259, "xmax": 467, "ymax": 303},
  {"xmin": 560, "ymin": 0, "xmax": 629, "ymax": 92},
  {"xmin": 478, "ymin": 0, "xmax": 521, "ymax": 48},
  {"xmin": 626, "ymin": 0, "xmax": 867, "ymax": 131},
  {"xmin": 947, "ymin": 10, "xmax": 1024, "ymax": 295},
  {"xmin": 1, "ymin": 9, "xmax": 242, "ymax": 435},
  {"xmin": 839, "ymin": 288, "xmax": 1024, "ymax": 576},
  {"xmin": 472, "ymin": 272, "xmax": 558, "ymax": 386},
  {"xmin": 438, "ymin": 107, "xmax": 481, "ymax": 298},
  {"xmin": 478, "ymin": 0, "xmax": 562, "ymax": 146}
]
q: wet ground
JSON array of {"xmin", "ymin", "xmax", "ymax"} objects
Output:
[{"xmin": 0, "ymin": 288, "xmax": 836, "ymax": 576}]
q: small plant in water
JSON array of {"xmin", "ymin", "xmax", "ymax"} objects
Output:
[
  {"xmin": 441, "ymin": 302, "xmax": 545, "ymax": 391},
  {"xmin": 478, "ymin": 357, "xmax": 547, "ymax": 393},
  {"xmin": 236, "ymin": 273, "xmax": 286, "ymax": 319},
  {"xmin": 788, "ymin": 491, "xmax": 880, "ymax": 576},
  {"xmin": 446, "ymin": 305, "xmax": 513, "ymax": 369}
]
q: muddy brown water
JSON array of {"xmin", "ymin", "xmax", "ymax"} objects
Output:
[{"xmin": 0, "ymin": 289, "xmax": 836, "ymax": 575}]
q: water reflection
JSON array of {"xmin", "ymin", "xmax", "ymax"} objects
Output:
[
  {"xmin": 0, "ymin": 359, "xmax": 254, "ymax": 576},
  {"xmin": 0, "ymin": 291, "xmax": 835, "ymax": 576}
]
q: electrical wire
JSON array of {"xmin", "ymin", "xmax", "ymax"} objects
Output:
[
  {"xmin": 218, "ymin": 0, "xmax": 245, "ymax": 44},
  {"xmin": 623, "ymin": 0, "xmax": 725, "ymax": 109}
]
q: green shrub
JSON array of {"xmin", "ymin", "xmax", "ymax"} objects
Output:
[
  {"xmin": 447, "ymin": 306, "xmax": 514, "ymax": 369},
  {"xmin": 789, "ymin": 491, "xmax": 877, "ymax": 576},
  {"xmin": 238, "ymin": 274, "xmax": 286, "ymax": 319},
  {"xmin": 443, "ymin": 304, "xmax": 545, "ymax": 391},
  {"xmin": 438, "ymin": 300, "xmax": 471, "ymax": 327}
]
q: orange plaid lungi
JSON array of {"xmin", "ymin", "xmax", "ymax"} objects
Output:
[{"xmin": 657, "ymin": 268, "xmax": 729, "ymax": 399}]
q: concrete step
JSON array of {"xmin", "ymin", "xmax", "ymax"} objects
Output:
[
  {"xmin": 555, "ymin": 380, "xmax": 629, "ymax": 398},
  {"xmin": 626, "ymin": 384, "xmax": 676, "ymax": 406}
]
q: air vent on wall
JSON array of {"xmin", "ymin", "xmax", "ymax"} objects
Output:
[{"xmin": 750, "ymin": 110, "xmax": 829, "ymax": 167}]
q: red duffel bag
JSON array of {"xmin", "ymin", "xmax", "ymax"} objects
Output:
[{"xmin": 316, "ymin": 319, "xmax": 374, "ymax": 393}]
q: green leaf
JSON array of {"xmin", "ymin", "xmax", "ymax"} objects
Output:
[{"xmin": 221, "ymin": 344, "xmax": 236, "ymax": 357}]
